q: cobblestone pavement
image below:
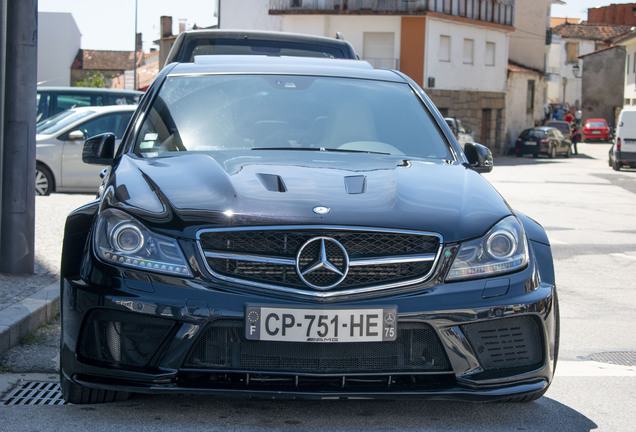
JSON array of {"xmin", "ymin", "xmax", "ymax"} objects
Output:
[{"xmin": 0, "ymin": 193, "xmax": 95, "ymax": 311}]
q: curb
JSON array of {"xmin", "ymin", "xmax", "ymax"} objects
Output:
[{"xmin": 0, "ymin": 281, "xmax": 60, "ymax": 356}]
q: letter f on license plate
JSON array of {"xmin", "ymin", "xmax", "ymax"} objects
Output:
[{"xmin": 245, "ymin": 306, "xmax": 397, "ymax": 342}]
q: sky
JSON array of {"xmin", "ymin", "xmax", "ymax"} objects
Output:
[
  {"xmin": 38, "ymin": 0, "xmax": 635, "ymax": 52},
  {"xmin": 38, "ymin": 0, "xmax": 218, "ymax": 52},
  {"xmin": 551, "ymin": 0, "xmax": 636, "ymax": 20}
]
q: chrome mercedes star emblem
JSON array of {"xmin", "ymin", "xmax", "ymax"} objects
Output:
[
  {"xmin": 296, "ymin": 237, "xmax": 349, "ymax": 290},
  {"xmin": 313, "ymin": 206, "xmax": 331, "ymax": 215}
]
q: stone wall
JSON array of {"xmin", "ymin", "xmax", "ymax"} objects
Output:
[{"xmin": 426, "ymin": 89, "xmax": 506, "ymax": 155}]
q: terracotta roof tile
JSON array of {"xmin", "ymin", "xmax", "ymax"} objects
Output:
[
  {"xmin": 73, "ymin": 49, "xmax": 143, "ymax": 71},
  {"xmin": 552, "ymin": 23, "xmax": 632, "ymax": 42}
]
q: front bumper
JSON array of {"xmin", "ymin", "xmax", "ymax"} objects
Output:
[{"xmin": 61, "ymin": 245, "xmax": 558, "ymax": 401}]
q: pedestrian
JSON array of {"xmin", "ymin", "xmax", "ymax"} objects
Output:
[
  {"xmin": 565, "ymin": 110, "xmax": 574, "ymax": 124},
  {"xmin": 575, "ymin": 108, "xmax": 582, "ymax": 126},
  {"xmin": 571, "ymin": 125, "xmax": 580, "ymax": 155}
]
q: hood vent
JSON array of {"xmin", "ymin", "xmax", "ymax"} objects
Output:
[
  {"xmin": 256, "ymin": 173, "xmax": 287, "ymax": 192},
  {"xmin": 344, "ymin": 175, "xmax": 366, "ymax": 194}
]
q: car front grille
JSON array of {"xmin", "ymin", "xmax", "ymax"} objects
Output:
[
  {"xmin": 183, "ymin": 319, "xmax": 451, "ymax": 374},
  {"xmin": 197, "ymin": 226, "xmax": 441, "ymax": 296}
]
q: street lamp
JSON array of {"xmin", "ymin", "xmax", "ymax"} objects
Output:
[{"xmin": 572, "ymin": 63, "xmax": 582, "ymax": 78}]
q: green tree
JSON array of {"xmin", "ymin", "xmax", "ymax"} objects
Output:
[{"xmin": 75, "ymin": 72, "xmax": 107, "ymax": 88}]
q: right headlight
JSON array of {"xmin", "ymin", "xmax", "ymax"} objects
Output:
[
  {"xmin": 446, "ymin": 216, "xmax": 529, "ymax": 281},
  {"xmin": 93, "ymin": 208, "xmax": 192, "ymax": 277}
]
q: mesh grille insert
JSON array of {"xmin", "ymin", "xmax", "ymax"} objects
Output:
[
  {"xmin": 184, "ymin": 319, "xmax": 451, "ymax": 373},
  {"xmin": 462, "ymin": 315, "xmax": 544, "ymax": 372},
  {"xmin": 78, "ymin": 309, "xmax": 174, "ymax": 368}
]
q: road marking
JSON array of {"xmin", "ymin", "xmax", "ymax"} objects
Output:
[
  {"xmin": 556, "ymin": 360, "xmax": 636, "ymax": 377},
  {"xmin": 610, "ymin": 252, "xmax": 636, "ymax": 261}
]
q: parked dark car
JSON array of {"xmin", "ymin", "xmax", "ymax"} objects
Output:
[
  {"xmin": 37, "ymin": 87, "xmax": 142, "ymax": 122},
  {"xmin": 545, "ymin": 120, "xmax": 573, "ymax": 140},
  {"xmin": 60, "ymin": 56, "xmax": 558, "ymax": 404},
  {"xmin": 164, "ymin": 29, "xmax": 358, "ymax": 67},
  {"xmin": 515, "ymin": 126, "xmax": 572, "ymax": 158},
  {"xmin": 582, "ymin": 118, "xmax": 610, "ymax": 142}
]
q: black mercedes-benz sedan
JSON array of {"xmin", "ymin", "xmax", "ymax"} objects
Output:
[{"xmin": 60, "ymin": 56, "xmax": 559, "ymax": 404}]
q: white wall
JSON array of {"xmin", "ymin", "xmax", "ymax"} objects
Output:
[
  {"xmin": 219, "ymin": 0, "xmax": 283, "ymax": 30},
  {"xmin": 425, "ymin": 17, "xmax": 508, "ymax": 92},
  {"xmin": 281, "ymin": 15, "xmax": 401, "ymax": 62},
  {"xmin": 546, "ymin": 34, "xmax": 594, "ymax": 107},
  {"xmin": 505, "ymin": 70, "xmax": 542, "ymax": 150},
  {"xmin": 621, "ymin": 37, "xmax": 636, "ymax": 107},
  {"xmin": 38, "ymin": 12, "xmax": 81, "ymax": 87}
]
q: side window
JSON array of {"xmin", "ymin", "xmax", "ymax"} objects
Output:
[
  {"xmin": 37, "ymin": 92, "xmax": 50, "ymax": 122},
  {"xmin": 55, "ymin": 93, "xmax": 103, "ymax": 115},
  {"xmin": 63, "ymin": 112, "xmax": 132, "ymax": 140},
  {"xmin": 106, "ymin": 93, "xmax": 141, "ymax": 105}
]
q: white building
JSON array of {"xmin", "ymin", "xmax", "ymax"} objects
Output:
[
  {"xmin": 616, "ymin": 31, "xmax": 636, "ymax": 108},
  {"xmin": 37, "ymin": 12, "xmax": 81, "ymax": 87},
  {"xmin": 547, "ymin": 23, "xmax": 630, "ymax": 108}
]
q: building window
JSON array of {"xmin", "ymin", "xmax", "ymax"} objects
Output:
[
  {"xmin": 628, "ymin": 55, "xmax": 631, "ymax": 75},
  {"xmin": 633, "ymin": 53, "xmax": 636, "ymax": 73},
  {"xmin": 485, "ymin": 42, "xmax": 495, "ymax": 66},
  {"xmin": 463, "ymin": 38, "xmax": 474, "ymax": 65},
  {"xmin": 565, "ymin": 42, "xmax": 578, "ymax": 64},
  {"xmin": 439, "ymin": 35, "xmax": 451, "ymax": 62},
  {"xmin": 527, "ymin": 80, "xmax": 535, "ymax": 113}
]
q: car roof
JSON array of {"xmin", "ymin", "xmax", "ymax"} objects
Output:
[
  {"xmin": 166, "ymin": 29, "xmax": 358, "ymax": 65},
  {"xmin": 179, "ymin": 29, "xmax": 354, "ymax": 45},
  {"xmin": 48, "ymin": 105, "xmax": 138, "ymax": 117},
  {"xmin": 168, "ymin": 55, "xmax": 404, "ymax": 82},
  {"xmin": 37, "ymin": 86, "xmax": 143, "ymax": 95}
]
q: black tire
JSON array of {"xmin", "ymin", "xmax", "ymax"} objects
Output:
[
  {"xmin": 612, "ymin": 160, "xmax": 621, "ymax": 171},
  {"xmin": 60, "ymin": 373, "xmax": 130, "ymax": 404},
  {"xmin": 35, "ymin": 164, "xmax": 54, "ymax": 196},
  {"xmin": 550, "ymin": 145, "xmax": 556, "ymax": 159},
  {"xmin": 565, "ymin": 146, "xmax": 571, "ymax": 158}
]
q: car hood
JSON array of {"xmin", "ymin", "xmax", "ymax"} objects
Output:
[{"xmin": 106, "ymin": 152, "xmax": 512, "ymax": 242}]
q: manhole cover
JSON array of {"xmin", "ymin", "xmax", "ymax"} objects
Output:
[
  {"xmin": 587, "ymin": 351, "xmax": 636, "ymax": 366},
  {"xmin": 2, "ymin": 381, "xmax": 66, "ymax": 406}
]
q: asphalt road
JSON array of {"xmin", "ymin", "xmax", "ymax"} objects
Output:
[{"xmin": 0, "ymin": 142, "xmax": 635, "ymax": 431}]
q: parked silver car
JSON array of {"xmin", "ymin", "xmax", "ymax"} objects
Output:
[{"xmin": 35, "ymin": 105, "xmax": 136, "ymax": 195}]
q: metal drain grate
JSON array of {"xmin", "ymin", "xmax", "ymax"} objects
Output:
[
  {"xmin": 588, "ymin": 351, "xmax": 636, "ymax": 366},
  {"xmin": 2, "ymin": 381, "xmax": 67, "ymax": 405}
]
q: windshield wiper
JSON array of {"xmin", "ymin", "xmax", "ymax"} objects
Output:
[{"xmin": 252, "ymin": 147, "xmax": 391, "ymax": 155}]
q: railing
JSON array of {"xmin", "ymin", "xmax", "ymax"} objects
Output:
[{"xmin": 270, "ymin": 0, "xmax": 515, "ymax": 26}]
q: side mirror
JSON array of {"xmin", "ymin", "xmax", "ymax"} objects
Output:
[
  {"xmin": 68, "ymin": 130, "xmax": 85, "ymax": 141},
  {"xmin": 464, "ymin": 142, "xmax": 493, "ymax": 173},
  {"xmin": 83, "ymin": 133, "xmax": 115, "ymax": 165}
]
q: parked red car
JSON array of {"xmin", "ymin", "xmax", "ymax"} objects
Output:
[{"xmin": 582, "ymin": 118, "xmax": 610, "ymax": 142}]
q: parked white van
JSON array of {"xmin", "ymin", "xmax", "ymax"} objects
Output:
[{"xmin": 610, "ymin": 108, "xmax": 636, "ymax": 170}]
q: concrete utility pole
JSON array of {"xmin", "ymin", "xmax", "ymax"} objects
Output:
[{"xmin": 0, "ymin": 0, "xmax": 37, "ymax": 274}]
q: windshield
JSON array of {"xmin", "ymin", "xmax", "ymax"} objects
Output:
[
  {"xmin": 133, "ymin": 74, "xmax": 451, "ymax": 160},
  {"xmin": 36, "ymin": 109, "xmax": 95, "ymax": 135}
]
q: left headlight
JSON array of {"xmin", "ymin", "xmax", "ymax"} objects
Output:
[
  {"xmin": 94, "ymin": 208, "xmax": 192, "ymax": 276},
  {"xmin": 446, "ymin": 216, "xmax": 529, "ymax": 281}
]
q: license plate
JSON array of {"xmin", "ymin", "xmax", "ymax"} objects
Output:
[
  {"xmin": 524, "ymin": 141, "xmax": 536, "ymax": 146},
  {"xmin": 592, "ymin": 131, "xmax": 601, "ymax": 134},
  {"xmin": 245, "ymin": 306, "xmax": 397, "ymax": 342}
]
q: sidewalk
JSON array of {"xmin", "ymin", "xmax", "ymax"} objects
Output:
[{"xmin": 0, "ymin": 193, "xmax": 94, "ymax": 357}]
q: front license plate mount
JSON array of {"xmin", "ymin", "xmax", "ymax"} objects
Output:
[{"xmin": 245, "ymin": 306, "xmax": 397, "ymax": 343}]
